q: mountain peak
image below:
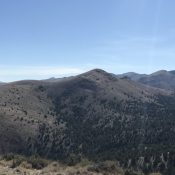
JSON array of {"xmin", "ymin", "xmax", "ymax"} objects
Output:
[
  {"xmin": 80, "ymin": 69, "xmax": 108, "ymax": 77},
  {"xmin": 80, "ymin": 69, "xmax": 117, "ymax": 82},
  {"xmin": 86, "ymin": 68, "xmax": 107, "ymax": 74},
  {"xmin": 151, "ymin": 70, "xmax": 168, "ymax": 76}
]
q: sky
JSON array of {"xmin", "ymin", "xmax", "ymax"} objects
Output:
[{"xmin": 1, "ymin": 0, "xmax": 175, "ymax": 82}]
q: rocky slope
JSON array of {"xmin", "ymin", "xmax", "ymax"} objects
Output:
[{"xmin": 0, "ymin": 69, "xmax": 175, "ymax": 174}]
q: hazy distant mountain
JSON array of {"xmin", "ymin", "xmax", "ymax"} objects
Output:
[
  {"xmin": 1, "ymin": 69, "xmax": 175, "ymax": 174},
  {"xmin": 42, "ymin": 76, "xmax": 74, "ymax": 83},
  {"xmin": 117, "ymin": 70, "xmax": 175, "ymax": 91},
  {"xmin": 117, "ymin": 72, "xmax": 147, "ymax": 81},
  {"xmin": 139, "ymin": 70, "xmax": 175, "ymax": 90},
  {"xmin": 0, "ymin": 82, "xmax": 5, "ymax": 85}
]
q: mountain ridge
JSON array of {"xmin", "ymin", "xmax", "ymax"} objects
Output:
[
  {"xmin": 0, "ymin": 69, "xmax": 175, "ymax": 174},
  {"xmin": 117, "ymin": 69, "xmax": 175, "ymax": 91}
]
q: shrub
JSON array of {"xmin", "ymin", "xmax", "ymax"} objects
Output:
[
  {"xmin": 2, "ymin": 153, "xmax": 15, "ymax": 161},
  {"xmin": 28, "ymin": 155, "xmax": 49, "ymax": 169},
  {"xmin": 66, "ymin": 154, "xmax": 81, "ymax": 166},
  {"xmin": 2, "ymin": 154, "xmax": 49, "ymax": 169},
  {"xmin": 78, "ymin": 158, "xmax": 91, "ymax": 167},
  {"xmin": 11, "ymin": 155, "xmax": 25, "ymax": 168}
]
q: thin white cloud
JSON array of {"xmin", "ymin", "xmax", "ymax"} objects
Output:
[
  {"xmin": 0, "ymin": 66, "xmax": 84, "ymax": 76},
  {"xmin": 0, "ymin": 66, "xmax": 86, "ymax": 82}
]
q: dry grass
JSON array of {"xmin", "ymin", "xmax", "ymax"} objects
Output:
[
  {"xmin": 0, "ymin": 157, "xmax": 163, "ymax": 175},
  {"xmin": 0, "ymin": 159, "xmax": 100, "ymax": 175},
  {"xmin": 0, "ymin": 157, "xmax": 118, "ymax": 175}
]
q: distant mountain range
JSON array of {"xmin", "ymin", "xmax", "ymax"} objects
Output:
[
  {"xmin": 0, "ymin": 82, "xmax": 5, "ymax": 85},
  {"xmin": 1, "ymin": 69, "xmax": 175, "ymax": 174},
  {"xmin": 117, "ymin": 70, "xmax": 175, "ymax": 91}
]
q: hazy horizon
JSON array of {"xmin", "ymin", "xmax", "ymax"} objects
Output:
[{"xmin": 0, "ymin": 68, "xmax": 174, "ymax": 83}]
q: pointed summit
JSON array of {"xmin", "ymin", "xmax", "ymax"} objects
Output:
[{"xmin": 80, "ymin": 68, "xmax": 117, "ymax": 82}]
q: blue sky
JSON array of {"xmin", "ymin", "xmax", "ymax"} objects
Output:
[{"xmin": 1, "ymin": 0, "xmax": 175, "ymax": 81}]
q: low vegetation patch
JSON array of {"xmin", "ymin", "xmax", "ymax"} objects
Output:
[
  {"xmin": 2, "ymin": 153, "xmax": 49, "ymax": 169},
  {"xmin": 0, "ymin": 154, "xmax": 163, "ymax": 175}
]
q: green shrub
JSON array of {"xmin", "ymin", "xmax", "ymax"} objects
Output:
[
  {"xmin": 28, "ymin": 155, "xmax": 49, "ymax": 169},
  {"xmin": 2, "ymin": 154, "xmax": 48, "ymax": 169},
  {"xmin": 11, "ymin": 155, "xmax": 25, "ymax": 168},
  {"xmin": 2, "ymin": 153, "xmax": 15, "ymax": 161},
  {"xmin": 78, "ymin": 158, "xmax": 91, "ymax": 167},
  {"xmin": 66, "ymin": 154, "xmax": 81, "ymax": 166}
]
